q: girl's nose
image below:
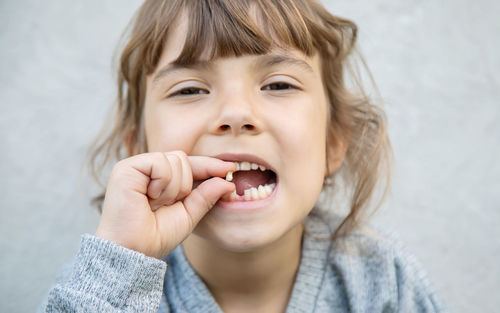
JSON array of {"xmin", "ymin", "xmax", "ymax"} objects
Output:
[{"xmin": 211, "ymin": 94, "xmax": 263, "ymax": 136}]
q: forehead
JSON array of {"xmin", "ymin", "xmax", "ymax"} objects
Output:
[{"xmin": 160, "ymin": 10, "xmax": 190, "ymax": 64}]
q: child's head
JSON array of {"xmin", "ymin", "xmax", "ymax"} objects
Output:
[{"xmin": 90, "ymin": 0, "xmax": 392, "ymax": 247}]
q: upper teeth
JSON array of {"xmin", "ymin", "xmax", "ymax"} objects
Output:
[
  {"xmin": 226, "ymin": 161, "xmax": 267, "ymax": 181},
  {"xmin": 235, "ymin": 161, "xmax": 266, "ymax": 172}
]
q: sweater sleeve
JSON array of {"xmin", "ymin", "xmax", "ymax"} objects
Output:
[{"xmin": 41, "ymin": 234, "xmax": 167, "ymax": 313}]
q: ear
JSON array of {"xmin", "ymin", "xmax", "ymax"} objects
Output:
[
  {"xmin": 124, "ymin": 130, "xmax": 140, "ymax": 157},
  {"xmin": 325, "ymin": 136, "xmax": 347, "ymax": 177}
]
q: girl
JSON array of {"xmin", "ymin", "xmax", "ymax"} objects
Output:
[{"xmin": 42, "ymin": 0, "xmax": 446, "ymax": 312}]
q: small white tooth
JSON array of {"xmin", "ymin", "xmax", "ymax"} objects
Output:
[
  {"xmin": 251, "ymin": 163, "xmax": 258, "ymax": 170},
  {"xmin": 259, "ymin": 165, "xmax": 266, "ymax": 171},
  {"xmin": 235, "ymin": 162, "xmax": 240, "ymax": 171},
  {"xmin": 264, "ymin": 185, "xmax": 273, "ymax": 195},
  {"xmin": 244, "ymin": 189, "xmax": 252, "ymax": 200},
  {"xmin": 225, "ymin": 171, "xmax": 233, "ymax": 181},
  {"xmin": 269, "ymin": 183, "xmax": 276, "ymax": 189},
  {"xmin": 258, "ymin": 185, "xmax": 267, "ymax": 199},
  {"xmin": 230, "ymin": 190, "xmax": 237, "ymax": 200},
  {"xmin": 240, "ymin": 162, "xmax": 251, "ymax": 171},
  {"xmin": 250, "ymin": 187, "xmax": 259, "ymax": 200}
]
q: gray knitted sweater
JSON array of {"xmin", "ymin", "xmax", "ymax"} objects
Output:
[{"xmin": 41, "ymin": 213, "xmax": 446, "ymax": 312}]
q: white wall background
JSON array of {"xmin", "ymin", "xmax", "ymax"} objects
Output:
[{"xmin": 0, "ymin": 1, "xmax": 498, "ymax": 312}]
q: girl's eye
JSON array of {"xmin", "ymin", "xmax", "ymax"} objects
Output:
[
  {"xmin": 169, "ymin": 87, "xmax": 209, "ymax": 97},
  {"xmin": 261, "ymin": 82, "xmax": 298, "ymax": 91}
]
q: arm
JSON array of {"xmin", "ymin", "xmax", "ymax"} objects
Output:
[{"xmin": 42, "ymin": 235, "xmax": 166, "ymax": 313}]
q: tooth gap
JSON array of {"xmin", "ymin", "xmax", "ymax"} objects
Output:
[{"xmin": 266, "ymin": 170, "xmax": 277, "ymax": 184}]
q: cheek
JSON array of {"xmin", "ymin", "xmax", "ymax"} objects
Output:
[
  {"xmin": 270, "ymin": 100, "xmax": 328, "ymax": 192},
  {"xmin": 277, "ymin": 102, "xmax": 327, "ymax": 162},
  {"xmin": 144, "ymin": 105, "xmax": 203, "ymax": 152}
]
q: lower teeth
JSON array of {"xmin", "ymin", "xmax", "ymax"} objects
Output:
[{"xmin": 224, "ymin": 183, "xmax": 276, "ymax": 201}]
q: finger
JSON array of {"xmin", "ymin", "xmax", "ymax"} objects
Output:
[
  {"xmin": 170, "ymin": 151, "xmax": 192, "ymax": 200},
  {"xmin": 151, "ymin": 153, "xmax": 183, "ymax": 210},
  {"xmin": 154, "ymin": 201, "xmax": 194, "ymax": 254},
  {"xmin": 182, "ymin": 177, "xmax": 235, "ymax": 226},
  {"xmin": 112, "ymin": 152, "xmax": 172, "ymax": 196},
  {"xmin": 146, "ymin": 153, "xmax": 172, "ymax": 200},
  {"xmin": 188, "ymin": 156, "xmax": 236, "ymax": 180}
]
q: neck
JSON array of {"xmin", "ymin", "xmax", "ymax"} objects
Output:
[{"xmin": 182, "ymin": 223, "xmax": 304, "ymax": 313}]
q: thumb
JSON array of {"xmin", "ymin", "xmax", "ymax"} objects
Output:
[
  {"xmin": 183, "ymin": 177, "xmax": 235, "ymax": 227},
  {"xmin": 153, "ymin": 177, "xmax": 234, "ymax": 257}
]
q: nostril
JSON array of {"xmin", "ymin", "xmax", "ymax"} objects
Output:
[
  {"xmin": 243, "ymin": 124, "xmax": 255, "ymax": 131},
  {"xmin": 216, "ymin": 123, "xmax": 257, "ymax": 133}
]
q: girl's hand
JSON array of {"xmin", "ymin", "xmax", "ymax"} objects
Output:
[{"xmin": 95, "ymin": 151, "xmax": 235, "ymax": 259}]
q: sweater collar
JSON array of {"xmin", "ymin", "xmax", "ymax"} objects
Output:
[
  {"xmin": 286, "ymin": 212, "xmax": 333, "ymax": 313},
  {"xmin": 164, "ymin": 212, "xmax": 333, "ymax": 313}
]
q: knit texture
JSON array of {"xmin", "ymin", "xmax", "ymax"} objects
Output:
[
  {"xmin": 43, "ymin": 235, "xmax": 166, "ymax": 312},
  {"xmin": 40, "ymin": 213, "xmax": 447, "ymax": 312}
]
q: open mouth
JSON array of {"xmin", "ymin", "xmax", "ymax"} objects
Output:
[{"xmin": 221, "ymin": 160, "xmax": 277, "ymax": 202}]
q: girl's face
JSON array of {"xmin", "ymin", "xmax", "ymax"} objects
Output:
[{"xmin": 143, "ymin": 17, "xmax": 343, "ymax": 252}]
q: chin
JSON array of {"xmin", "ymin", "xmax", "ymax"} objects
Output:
[{"xmin": 193, "ymin": 219, "xmax": 287, "ymax": 253}]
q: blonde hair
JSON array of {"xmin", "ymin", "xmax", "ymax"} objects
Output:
[{"xmin": 88, "ymin": 0, "xmax": 393, "ymax": 238}]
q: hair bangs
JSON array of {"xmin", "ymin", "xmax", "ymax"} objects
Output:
[{"xmin": 170, "ymin": 0, "xmax": 317, "ymax": 66}]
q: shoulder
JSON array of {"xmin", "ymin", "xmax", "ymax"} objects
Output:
[{"xmin": 305, "ymin": 213, "xmax": 447, "ymax": 312}]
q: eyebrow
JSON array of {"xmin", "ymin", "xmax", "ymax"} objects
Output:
[
  {"xmin": 152, "ymin": 61, "xmax": 214, "ymax": 86},
  {"xmin": 152, "ymin": 53, "xmax": 314, "ymax": 86},
  {"xmin": 253, "ymin": 54, "xmax": 314, "ymax": 75}
]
